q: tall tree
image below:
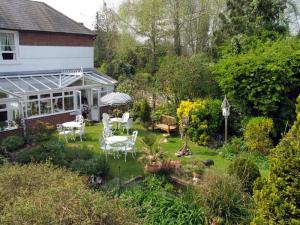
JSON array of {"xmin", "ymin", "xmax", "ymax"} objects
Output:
[{"xmin": 119, "ymin": 0, "xmax": 167, "ymax": 74}]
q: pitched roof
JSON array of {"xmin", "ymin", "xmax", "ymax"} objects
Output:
[{"xmin": 0, "ymin": 0, "xmax": 95, "ymax": 35}]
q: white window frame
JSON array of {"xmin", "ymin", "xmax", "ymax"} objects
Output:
[
  {"xmin": 0, "ymin": 102, "xmax": 19, "ymax": 131},
  {"xmin": 25, "ymin": 91, "xmax": 75, "ymax": 119},
  {"xmin": 0, "ymin": 30, "xmax": 19, "ymax": 64}
]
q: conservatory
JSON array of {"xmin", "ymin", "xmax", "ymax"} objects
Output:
[{"xmin": 0, "ymin": 69, "xmax": 116, "ymax": 132}]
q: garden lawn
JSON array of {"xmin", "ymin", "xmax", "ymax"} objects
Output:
[{"xmin": 67, "ymin": 123, "xmax": 268, "ymax": 179}]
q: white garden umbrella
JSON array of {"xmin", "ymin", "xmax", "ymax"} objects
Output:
[{"xmin": 101, "ymin": 92, "xmax": 132, "ymax": 106}]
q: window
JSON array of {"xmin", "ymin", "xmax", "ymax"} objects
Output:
[
  {"xmin": 25, "ymin": 92, "xmax": 75, "ymax": 118},
  {"xmin": 0, "ymin": 32, "xmax": 17, "ymax": 61},
  {"xmin": 0, "ymin": 102, "xmax": 19, "ymax": 131}
]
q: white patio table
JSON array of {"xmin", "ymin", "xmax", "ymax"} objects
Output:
[
  {"xmin": 106, "ymin": 135, "xmax": 128, "ymax": 145},
  {"xmin": 62, "ymin": 121, "xmax": 82, "ymax": 129},
  {"xmin": 109, "ymin": 117, "xmax": 123, "ymax": 129}
]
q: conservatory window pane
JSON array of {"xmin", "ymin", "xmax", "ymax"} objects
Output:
[
  {"xmin": 41, "ymin": 94, "xmax": 50, "ymax": 98},
  {"xmin": 52, "ymin": 98, "xmax": 63, "ymax": 113},
  {"xmin": 29, "ymin": 95, "xmax": 38, "ymax": 100},
  {"xmin": 27, "ymin": 101, "xmax": 39, "ymax": 117},
  {"xmin": 10, "ymin": 78, "xmax": 35, "ymax": 92},
  {"xmin": 35, "ymin": 77, "xmax": 58, "ymax": 89},
  {"xmin": 23, "ymin": 78, "xmax": 49, "ymax": 91},
  {"xmin": 0, "ymin": 111, "xmax": 8, "ymax": 131},
  {"xmin": 0, "ymin": 79, "xmax": 22, "ymax": 93},
  {"xmin": 53, "ymin": 92, "xmax": 62, "ymax": 97},
  {"xmin": 64, "ymin": 96, "xmax": 74, "ymax": 111},
  {"xmin": 40, "ymin": 99, "xmax": 51, "ymax": 115},
  {"xmin": 0, "ymin": 104, "xmax": 6, "ymax": 110}
]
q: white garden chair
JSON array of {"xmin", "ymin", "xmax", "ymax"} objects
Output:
[
  {"xmin": 75, "ymin": 114, "xmax": 84, "ymax": 123},
  {"xmin": 57, "ymin": 124, "xmax": 73, "ymax": 143},
  {"xmin": 122, "ymin": 118, "xmax": 133, "ymax": 134},
  {"xmin": 119, "ymin": 130, "xmax": 138, "ymax": 162},
  {"xmin": 74, "ymin": 123, "xmax": 85, "ymax": 142},
  {"xmin": 102, "ymin": 117, "xmax": 112, "ymax": 130},
  {"xmin": 121, "ymin": 112, "xmax": 130, "ymax": 123},
  {"xmin": 102, "ymin": 113, "xmax": 110, "ymax": 121}
]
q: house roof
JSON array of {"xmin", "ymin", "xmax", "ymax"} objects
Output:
[
  {"xmin": 0, "ymin": 0, "xmax": 95, "ymax": 35},
  {"xmin": 0, "ymin": 69, "xmax": 117, "ymax": 97}
]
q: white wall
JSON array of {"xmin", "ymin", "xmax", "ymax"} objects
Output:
[{"xmin": 0, "ymin": 45, "xmax": 94, "ymax": 73}]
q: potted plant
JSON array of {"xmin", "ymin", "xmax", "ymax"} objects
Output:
[{"xmin": 139, "ymin": 134, "xmax": 164, "ymax": 173}]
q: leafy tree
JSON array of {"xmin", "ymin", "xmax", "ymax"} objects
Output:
[
  {"xmin": 119, "ymin": 0, "xmax": 167, "ymax": 74},
  {"xmin": 252, "ymin": 95, "xmax": 300, "ymax": 225},
  {"xmin": 157, "ymin": 54, "xmax": 219, "ymax": 104},
  {"xmin": 213, "ymin": 38, "xmax": 300, "ymax": 134}
]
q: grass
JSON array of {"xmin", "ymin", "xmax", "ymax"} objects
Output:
[{"xmin": 67, "ymin": 122, "xmax": 269, "ymax": 179}]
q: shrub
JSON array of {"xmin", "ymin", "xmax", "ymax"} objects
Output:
[
  {"xmin": 221, "ymin": 137, "xmax": 248, "ymax": 160},
  {"xmin": 132, "ymin": 98, "xmax": 151, "ymax": 124},
  {"xmin": 244, "ymin": 117, "xmax": 274, "ymax": 154},
  {"xmin": 213, "ymin": 38, "xmax": 300, "ymax": 135},
  {"xmin": 0, "ymin": 155, "xmax": 8, "ymax": 166},
  {"xmin": 16, "ymin": 140, "xmax": 66, "ymax": 166},
  {"xmin": 26, "ymin": 121, "xmax": 55, "ymax": 143},
  {"xmin": 228, "ymin": 158, "xmax": 261, "ymax": 194},
  {"xmin": 0, "ymin": 163, "xmax": 140, "ymax": 225},
  {"xmin": 1, "ymin": 135, "xmax": 25, "ymax": 152},
  {"xmin": 252, "ymin": 95, "xmax": 300, "ymax": 225},
  {"xmin": 177, "ymin": 99, "xmax": 222, "ymax": 146},
  {"xmin": 157, "ymin": 54, "xmax": 220, "ymax": 104},
  {"xmin": 64, "ymin": 146, "xmax": 95, "ymax": 163},
  {"xmin": 151, "ymin": 103, "xmax": 177, "ymax": 122},
  {"xmin": 122, "ymin": 176, "xmax": 205, "ymax": 225},
  {"xmin": 197, "ymin": 172, "xmax": 253, "ymax": 224},
  {"xmin": 70, "ymin": 156, "xmax": 110, "ymax": 177}
]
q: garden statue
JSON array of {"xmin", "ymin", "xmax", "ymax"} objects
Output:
[{"xmin": 175, "ymin": 116, "xmax": 192, "ymax": 157}]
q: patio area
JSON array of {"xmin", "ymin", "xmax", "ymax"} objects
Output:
[{"xmin": 60, "ymin": 122, "xmax": 268, "ymax": 179}]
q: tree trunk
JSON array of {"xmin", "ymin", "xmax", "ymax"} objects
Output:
[{"xmin": 173, "ymin": 0, "xmax": 181, "ymax": 56}]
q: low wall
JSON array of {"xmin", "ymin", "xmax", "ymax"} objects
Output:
[
  {"xmin": 0, "ymin": 128, "xmax": 23, "ymax": 141},
  {"xmin": 25, "ymin": 112, "xmax": 76, "ymax": 129}
]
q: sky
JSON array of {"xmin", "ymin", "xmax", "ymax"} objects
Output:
[{"xmin": 36, "ymin": 0, "xmax": 124, "ymax": 29}]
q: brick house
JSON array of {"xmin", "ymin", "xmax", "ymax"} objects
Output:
[{"xmin": 0, "ymin": 0, "xmax": 116, "ymax": 139}]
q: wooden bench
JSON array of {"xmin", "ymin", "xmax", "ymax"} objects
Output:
[{"xmin": 153, "ymin": 115, "xmax": 177, "ymax": 134}]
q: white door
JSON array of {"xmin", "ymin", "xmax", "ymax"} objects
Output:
[
  {"xmin": 75, "ymin": 90, "xmax": 82, "ymax": 113},
  {"xmin": 91, "ymin": 89, "xmax": 100, "ymax": 121}
]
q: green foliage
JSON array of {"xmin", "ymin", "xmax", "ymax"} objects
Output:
[
  {"xmin": 182, "ymin": 160, "xmax": 206, "ymax": 176},
  {"xmin": 151, "ymin": 103, "xmax": 177, "ymax": 122},
  {"xmin": 197, "ymin": 172, "xmax": 253, "ymax": 224},
  {"xmin": 116, "ymin": 77, "xmax": 136, "ymax": 97},
  {"xmin": 26, "ymin": 121, "xmax": 56, "ymax": 143},
  {"xmin": 64, "ymin": 146, "xmax": 95, "ymax": 162},
  {"xmin": 0, "ymin": 163, "xmax": 140, "ymax": 225},
  {"xmin": 16, "ymin": 140, "xmax": 66, "ymax": 165},
  {"xmin": 122, "ymin": 176, "xmax": 204, "ymax": 225},
  {"xmin": 16, "ymin": 142, "xmax": 110, "ymax": 177},
  {"xmin": 1, "ymin": 135, "xmax": 25, "ymax": 152},
  {"xmin": 252, "ymin": 95, "xmax": 300, "ymax": 225},
  {"xmin": 244, "ymin": 117, "xmax": 274, "ymax": 155},
  {"xmin": 228, "ymin": 158, "xmax": 261, "ymax": 194},
  {"xmin": 157, "ymin": 55, "xmax": 220, "ymax": 103},
  {"xmin": 220, "ymin": 136, "xmax": 248, "ymax": 160},
  {"xmin": 132, "ymin": 98, "xmax": 151, "ymax": 124},
  {"xmin": 70, "ymin": 156, "xmax": 110, "ymax": 177},
  {"xmin": 214, "ymin": 38, "xmax": 300, "ymax": 134},
  {"xmin": 188, "ymin": 99, "xmax": 223, "ymax": 146}
]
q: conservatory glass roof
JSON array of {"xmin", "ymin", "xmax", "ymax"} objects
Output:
[{"xmin": 0, "ymin": 70, "xmax": 116, "ymax": 97}]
